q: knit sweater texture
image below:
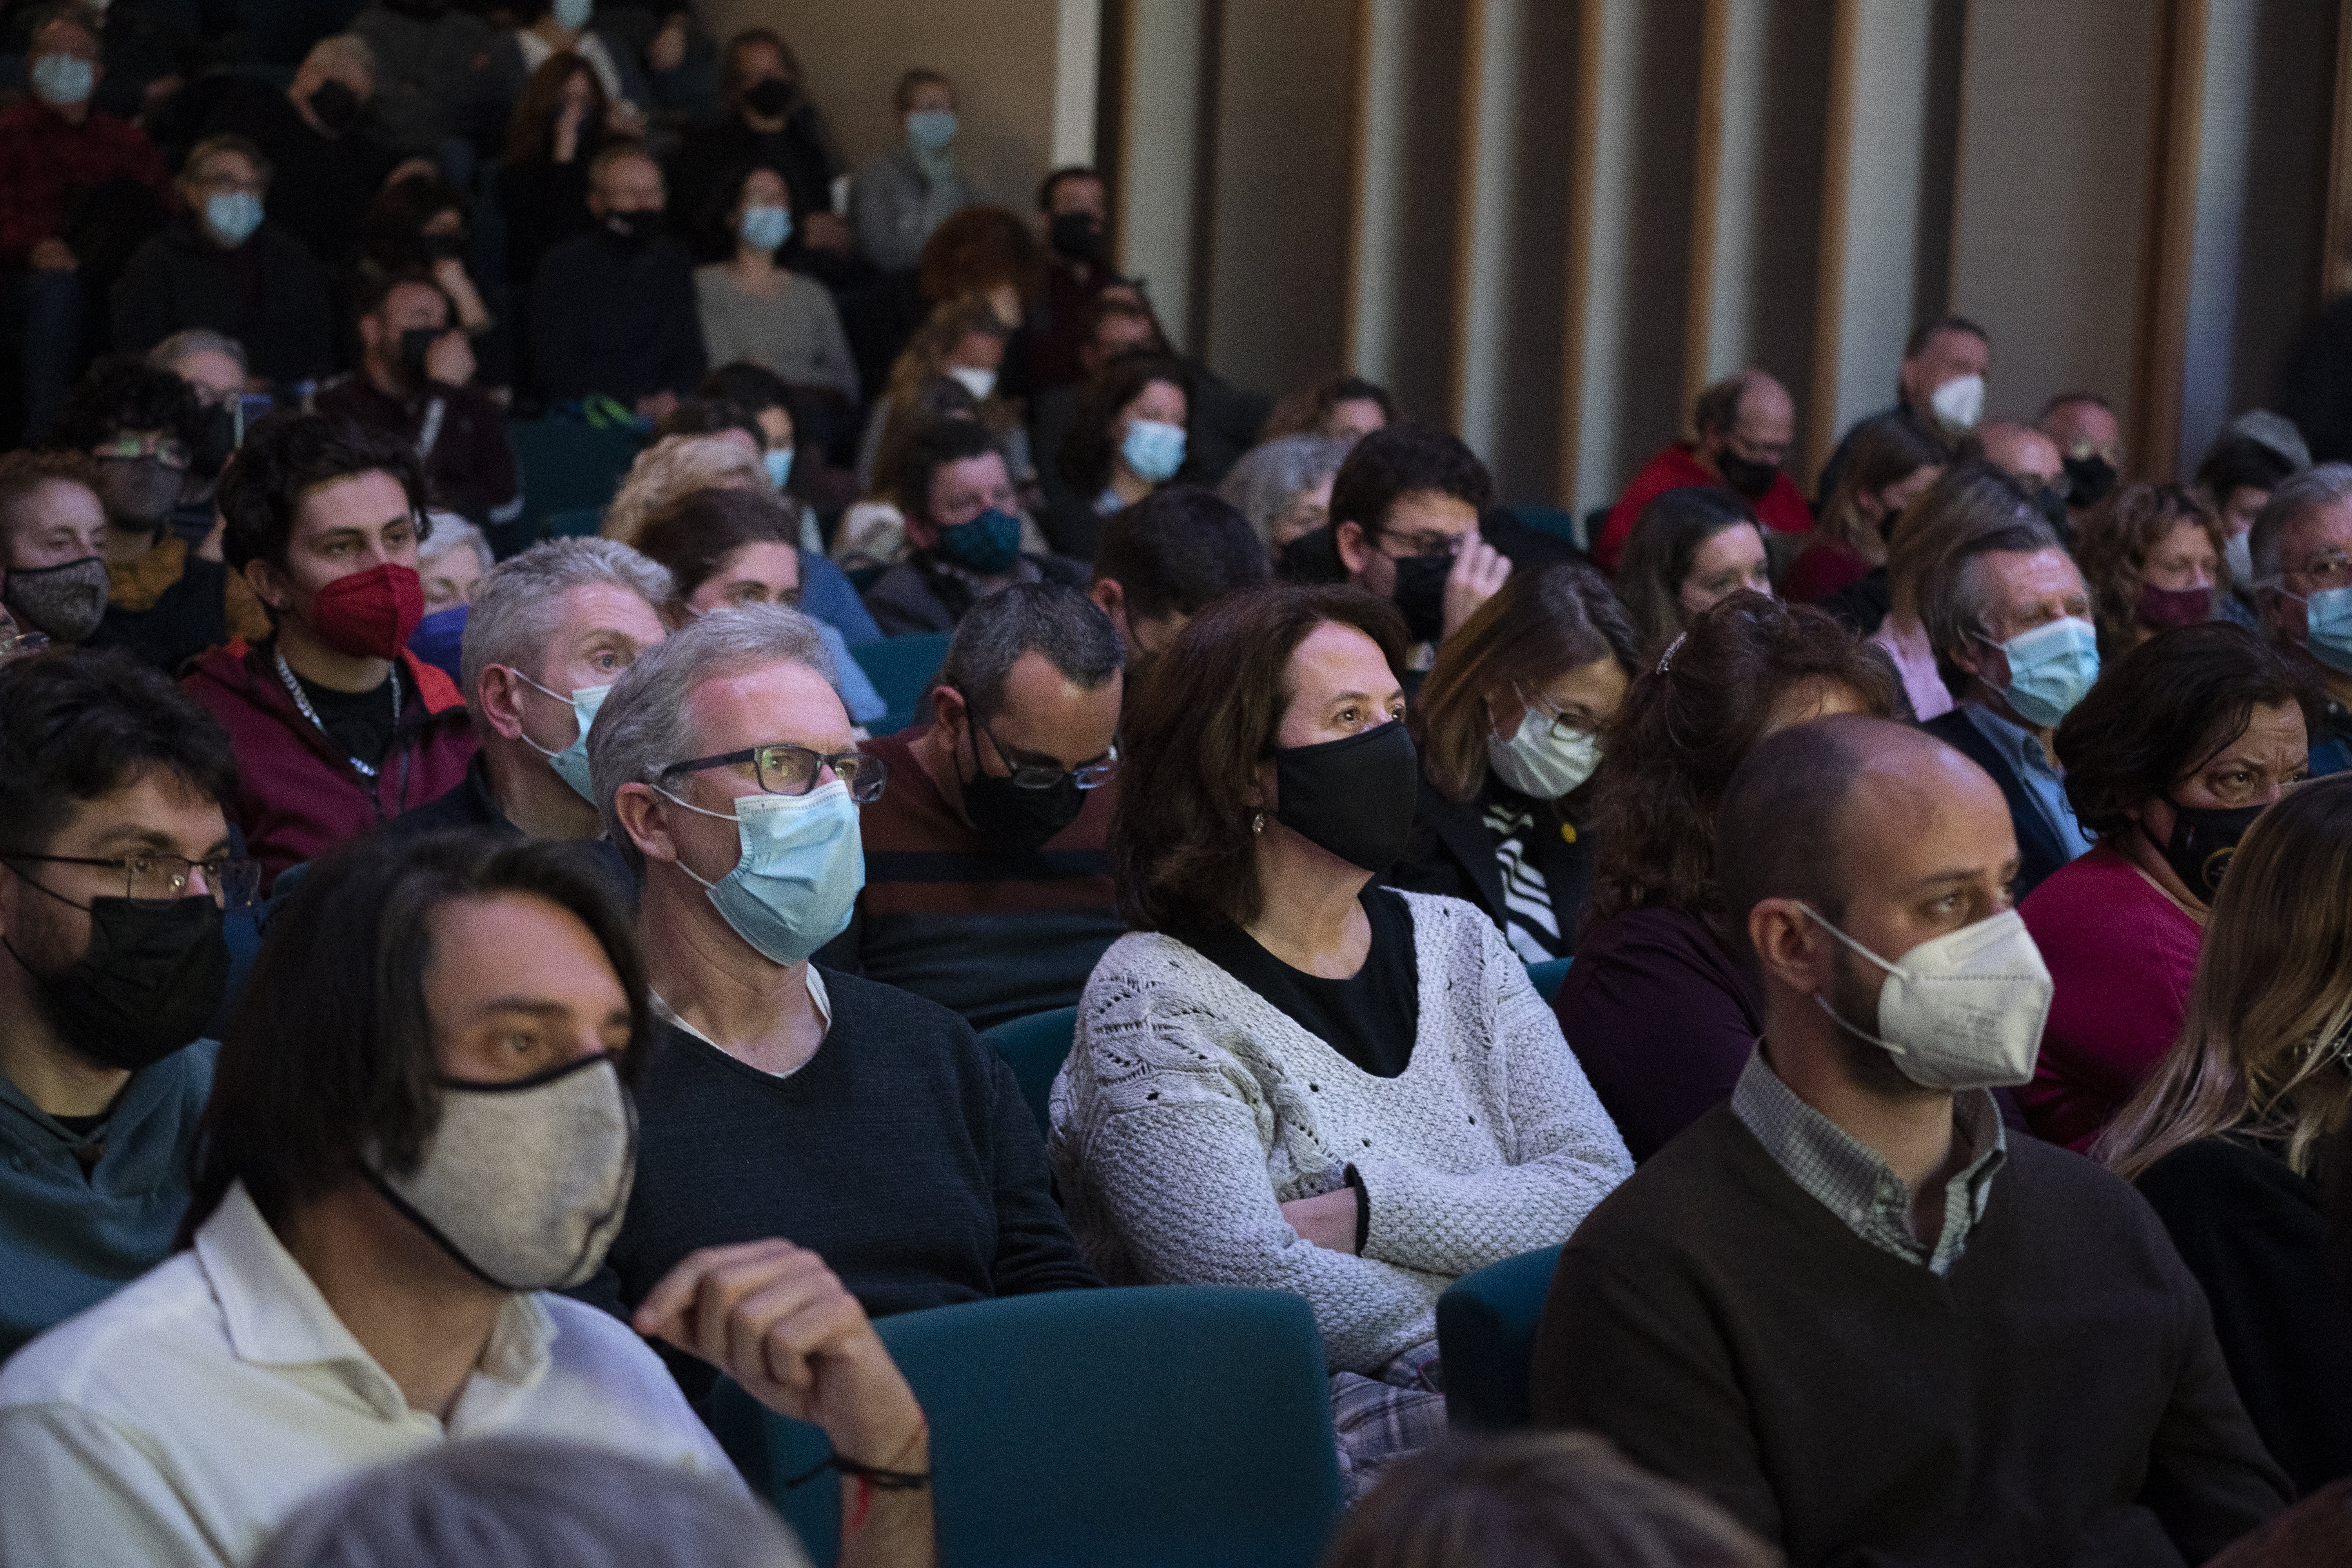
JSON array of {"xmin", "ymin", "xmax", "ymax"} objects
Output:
[{"xmin": 1050, "ymin": 891, "xmax": 1633, "ymax": 1375}]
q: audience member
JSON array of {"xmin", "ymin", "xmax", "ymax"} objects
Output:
[
  {"xmin": 1977, "ymin": 419, "xmax": 2069, "ymax": 529},
  {"xmin": 196, "ymin": 34, "xmax": 388, "ymax": 268},
  {"xmin": 2021, "ymin": 624, "xmax": 2311, "ymax": 1152},
  {"xmin": 414, "ymin": 514, "xmax": 490, "ymax": 686},
  {"xmin": 496, "ymin": 53, "xmax": 618, "ymax": 290},
  {"xmin": 146, "ymin": 328, "xmax": 248, "ymax": 547},
  {"xmin": 348, "ymin": 0, "xmax": 498, "ymax": 170},
  {"xmin": 1391, "ymin": 564, "xmax": 1638, "ymax": 963},
  {"xmin": 1560, "ymin": 595, "xmax": 1899, "ymax": 1160},
  {"xmin": 1916, "ymin": 497, "xmax": 2096, "ymax": 897},
  {"xmin": 1028, "ymin": 293, "xmax": 1169, "ymax": 512},
  {"xmin": 2196, "ymin": 431, "xmax": 2298, "ymax": 623},
  {"xmin": 528, "ymin": 140, "xmax": 705, "ymax": 421},
  {"xmin": 584, "ymin": 606, "xmax": 1100, "ymax": 1383},
  {"xmin": 252, "ymin": 1437, "xmax": 814, "ymax": 1568},
  {"xmin": 2097, "ymin": 776, "xmax": 2352, "ymax": 1497},
  {"xmin": 633, "ymin": 486, "xmax": 886, "ymax": 724},
  {"xmin": 487, "ymin": 0, "xmax": 657, "ymax": 144},
  {"xmin": 1785, "ymin": 410, "xmax": 1944, "ymax": 602},
  {"xmin": 112, "ymin": 135, "xmax": 338, "ymax": 388},
  {"xmin": 1615, "ymin": 487, "xmax": 1771, "ymax": 652},
  {"xmin": 1056, "ymin": 583, "xmax": 1632, "ymax": 1494},
  {"xmin": 2249, "ymin": 463, "xmax": 2352, "ymax": 775},
  {"xmin": 0, "ymin": 3, "xmax": 168, "ymax": 443},
  {"xmin": 865, "ymin": 418, "xmax": 1084, "ymax": 637},
  {"xmin": 1859, "ymin": 462, "xmax": 2043, "ymax": 718},
  {"xmin": 0, "ymin": 648, "xmax": 248, "ymax": 1361},
  {"xmin": 316, "ymin": 272, "xmax": 521, "ymax": 530},
  {"xmin": 1087, "ymin": 484, "xmax": 1270, "ymax": 670},
  {"xmin": 853, "ymin": 68, "xmax": 979, "ymax": 272},
  {"xmin": 392, "ymin": 537, "xmax": 668, "ymax": 843},
  {"xmin": 2074, "ymin": 483, "xmax": 2226, "ymax": 657},
  {"xmin": 695, "ymin": 165, "xmax": 860, "ymax": 402},
  {"xmin": 1815, "ymin": 315, "xmax": 1989, "ymax": 504},
  {"xmin": 834, "ymin": 374, "xmax": 987, "ymax": 568},
  {"xmin": 1025, "ymin": 165, "xmax": 1126, "ymax": 390},
  {"xmin": 1534, "ymin": 712, "xmax": 2288, "ymax": 1563},
  {"xmin": 0, "ymin": 450, "xmax": 109, "ymax": 648},
  {"xmin": 1323, "ymin": 1432, "xmax": 1778, "ymax": 1568},
  {"xmin": 601, "ymin": 430, "xmax": 765, "ymax": 544},
  {"xmin": 182, "ymin": 416, "xmax": 475, "ymax": 887},
  {"xmin": 1266, "ymin": 373, "xmax": 1395, "ymax": 446},
  {"xmin": 351, "ymin": 173, "xmax": 503, "ymax": 385},
  {"xmin": 1325, "ymin": 423, "xmax": 1505, "ymax": 669},
  {"xmin": 1048, "ymin": 352, "xmax": 1192, "ymax": 558},
  {"xmin": 674, "ymin": 30, "xmax": 852, "ymax": 275},
  {"xmin": 1221, "ymin": 433, "xmax": 1351, "ymax": 565},
  {"xmin": 1595, "ymin": 371, "xmax": 1809, "ymax": 575},
  {"xmin": 859, "ymin": 298, "xmax": 1020, "ymax": 499},
  {"xmin": 818, "ymin": 581, "xmax": 1122, "ymax": 1025},
  {"xmin": 2043, "ymin": 391, "xmax": 2125, "ymax": 515},
  {"xmin": 913, "ymin": 205, "xmax": 1042, "ymax": 333},
  {"xmin": 0, "ymin": 832, "xmax": 935, "ymax": 1568}
]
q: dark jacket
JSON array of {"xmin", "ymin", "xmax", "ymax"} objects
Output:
[
  {"xmin": 197, "ymin": 78, "xmax": 392, "ymax": 267},
  {"xmin": 1387, "ymin": 771, "xmax": 1595, "ymax": 956},
  {"xmin": 111, "ymin": 218, "xmax": 336, "ymax": 385},
  {"xmin": 863, "ymin": 552, "xmax": 1087, "ymax": 638},
  {"xmin": 1922, "ymin": 707, "xmax": 2069, "ymax": 900},
  {"xmin": 314, "ymin": 372, "xmax": 519, "ymax": 528},
  {"xmin": 526, "ymin": 226, "xmax": 706, "ymax": 405}
]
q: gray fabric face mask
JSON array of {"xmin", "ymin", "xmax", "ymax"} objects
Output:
[
  {"xmin": 2, "ymin": 555, "xmax": 108, "ymax": 643},
  {"xmin": 366, "ymin": 1053, "xmax": 637, "ymax": 1292}
]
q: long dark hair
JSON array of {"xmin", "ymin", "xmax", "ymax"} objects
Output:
[
  {"xmin": 1585, "ymin": 593, "xmax": 1902, "ymax": 935},
  {"xmin": 635, "ymin": 486, "xmax": 799, "ymax": 605},
  {"xmin": 1613, "ymin": 486, "xmax": 1759, "ymax": 651},
  {"xmin": 1059, "ymin": 354, "xmax": 1192, "ymax": 497},
  {"xmin": 503, "ymin": 51, "xmax": 608, "ymax": 167},
  {"xmin": 1112, "ymin": 584, "xmax": 1407, "ymax": 934},
  {"xmin": 183, "ymin": 833, "xmax": 651, "ymax": 1240}
]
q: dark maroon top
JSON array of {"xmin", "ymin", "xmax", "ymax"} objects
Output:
[{"xmin": 1555, "ymin": 905, "xmax": 1762, "ymax": 1163}]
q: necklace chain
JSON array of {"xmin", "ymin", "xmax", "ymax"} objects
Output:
[{"xmin": 274, "ymin": 645, "xmax": 399, "ymax": 779}]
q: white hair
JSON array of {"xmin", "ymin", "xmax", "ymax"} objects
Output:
[
  {"xmin": 458, "ymin": 536, "xmax": 673, "ymax": 726},
  {"xmin": 601, "ymin": 435, "xmax": 766, "ymax": 546}
]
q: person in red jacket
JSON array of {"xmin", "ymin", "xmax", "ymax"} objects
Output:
[
  {"xmin": 1595, "ymin": 370, "xmax": 1810, "ymax": 575},
  {"xmin": 182, "ymin": 414, "xmax": 474, "ymax": 889}
]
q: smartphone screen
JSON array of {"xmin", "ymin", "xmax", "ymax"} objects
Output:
[{"xmin": 235, "ymin": 393, "xmax": 274, "ymax": 445}]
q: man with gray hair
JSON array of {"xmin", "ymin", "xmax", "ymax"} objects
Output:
[
  {"xmin": 817, "ymin": 581, "xmax": 1125, "ymax": 1029},
  {"xmin": 1916, "ymin": 490, "xmax": 2098, "ymax": 899},
  {"xmin": 2247, "ymin": 462, "xmax": 2352, "ymax": 775},
  {"xmin": 195, "ymin": 33, "xmax": 390, "ymax": 267},
  {"xmin": 389, "ymin": 537, "xmax": 669, "ymax": 843},
  {"xmin": 576, "ymin": 604, "xmax": 1099, "ymax": 1370}
]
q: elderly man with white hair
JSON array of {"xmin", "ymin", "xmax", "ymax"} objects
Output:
[{"xmin": 574, "ymin": 606, "xmax": 1100, "ymax": 1397}]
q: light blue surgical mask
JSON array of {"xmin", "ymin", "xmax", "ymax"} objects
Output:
[
  {"xmin": 2282, "ymin": 584, "xmax": 2352, "ymax": 675},
  {"xmin": 204, "ymin": 191, "xmax": 265, "ymax": 249},
  {"xmin": 551, "ymin": 0, "xmax": 593, "ymax": 29},
  {"xmin": 31, "ymin": 52, "xmax": 94, "ymax": 107},
  {"xmin": 659, "ymin": 779, "xmax": 864, "ymax": 965},
  {"xmin": 514, "ymin": 671, "xmax": 608, "ymax": 803},
  {"xmin": 907, "ymin": 109, "xmax": 958, "ymax": 152},
  {"xmin": 1120, "ymin": 418, "xmax": 1186, "ymax": 485},
  {"xmin": 739, "ymin": 203, "xmax": 791, "ymax": 252},
  {"xmin": 1983, "ymin": 615, "xmax": 2098, "ymax": 729},
  {"xmin": 763, "ymin": 446, "xmax": 795, "ymax": 491}
]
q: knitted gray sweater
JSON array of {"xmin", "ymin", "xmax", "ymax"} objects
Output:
[{"xmin": 1049, "ymin": 891, "xmax": 1633, "ymax": 1374}]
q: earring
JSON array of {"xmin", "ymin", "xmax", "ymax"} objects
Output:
[{"xmin": 1252, "ymin": 811, "xmax": 1265, "ymax": 834}]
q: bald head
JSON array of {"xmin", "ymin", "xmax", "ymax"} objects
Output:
[
  {"xmin": 1976, "ymin": 422, "xmax": 2061, "ymax": 491},
  {"xmin": 1694, "ymin": 370, "xmax": 1795, "ymax": 490},
  {"xmin": 2039, "ymin": 397, "xmax": 2120, "ymax": 463}
]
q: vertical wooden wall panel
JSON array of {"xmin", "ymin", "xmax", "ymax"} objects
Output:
[
  {"xmin": 2326, "ymin": 1, "xmax": 2352, "ymax": 301},
  {"xmin": 2134, "ymin": 1, "xmax": 2207, "ymax": 485},
  {"xmin": 1557, "ymin": 0, "xmax": 1608, "ymax": 507},
  {"xmin": 1112, "ymin": 0, "xmax": 1206, "ymax": 348},
  {"xmin": 1681, "ymin": 0, "xmax": 1730, "ymax": 414}
]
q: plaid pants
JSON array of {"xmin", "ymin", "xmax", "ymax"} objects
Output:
[{"xmin": 1329, "ymin": 1341, "xmax": 1445, "ymax": 1501}]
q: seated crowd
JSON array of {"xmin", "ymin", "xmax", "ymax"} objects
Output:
[{"xmin": 5, "ymin": 8, "xmax": 2352, "ymax": 1567}]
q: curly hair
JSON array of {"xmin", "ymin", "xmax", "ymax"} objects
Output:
[
  {"xmin": 1058, "ymin": 353, "xmax": 1191, "ymax": 497},
  {"xmin": 0, "ymin": 448, "xmax": 104, "ymax": 543},
  {"xmin": 1111, "ymin": 584, "xmax": 1408, "ymax": 934},
  {"xmin": 1584, "ymin": 593, "xmax": 1903, "ymax": 935},
  {"xmin": 2072, "ymin": 482, "xmax": 2227, "ymax": 655},
  {"xmin": 916, "ymin": 206, "xmax": 1043, "ymax": 308},
  {"xmin": 216, "ymin": 413, "xmax": 429, "ymax": 575},
  {"xmin": 50, "ymin": 356, "xmax": 206, "ymax": 453}
]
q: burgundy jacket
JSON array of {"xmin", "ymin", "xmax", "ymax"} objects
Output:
[{"xmin": 182, "ymin": 641, "xmax": 475, "ymax": 890}]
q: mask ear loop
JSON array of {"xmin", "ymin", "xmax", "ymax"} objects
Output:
[
  {"xmin": 650, "ymin": 783, "xmax": 743, "ymax": 891},
  {"xmin": 1791, "ymin": 902, "xmax": 1907, "ymax": 1052}
]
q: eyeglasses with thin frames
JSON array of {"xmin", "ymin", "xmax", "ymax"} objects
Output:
[{"xmin": 6, "ymin": 853, "xmax": 262, "ymax": 910}]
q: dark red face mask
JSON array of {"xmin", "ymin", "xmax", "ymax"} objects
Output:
[
  {"xmin": 307, "ymin": 562, "xmax": 424, "ymax": 659},
  {"xmin": 2138, "ymin": 581, "xmax": 2212, "ymax": 632}
]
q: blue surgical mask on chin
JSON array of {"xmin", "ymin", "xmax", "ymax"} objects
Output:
[
  {"xmin": 1984, "ymin": 616, "xmax": 2099, "ymax": 729},
  {"xmin": 514, "ymin": 671, "xmax": 608, "ymax": 803},
  {"xmin": 2282, "ymin": 584, "xmax": 2352, "ymax": 674},
  {"xmin": 656, "ymin": 779, "xmax": 864, "ymax": 965},
  {"xmin": 764, "ymin": 446, "xmax": 795, "ymax": 491}
]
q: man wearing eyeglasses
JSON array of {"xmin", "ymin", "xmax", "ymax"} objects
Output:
[
  {"xmin": 2248, "ymin": 463, "xmax": 2352, "ymax": 777},
  {"xmin": 818, "ymin": 581, "xmax": 1127, "ymax": 1031},
  {"xmin": 578, "ymin": 604, "xmax": 1099, "ymax": 1376},
  {"xmin": 0, "ymin": 648, "xmax": 258, "ymax": 1359},
  {"xmin": 1329, "ymin": 423, "xmax": 1509, "ymax": 676}
]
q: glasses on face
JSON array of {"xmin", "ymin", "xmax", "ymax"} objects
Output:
[
  {"xmin": 1377, "ymin": 527, "xmax": 1464, "ymax": 561},
  {"xmin": 664, "ymin": 743, "xmax": 887, "ymax": 802},
  {"xmin": 977, "ymin": 713, "xmax": 1118, "ymax": 790},
  {"xmin": 9, "ymin": 853, "xmax": 262, "ymax": 910},
  {"xmin": 1512, "ymin": 684, "xmax": 1596, "ymax": 743},
  {"xmin": 2289, "ymin": 551, "xmax": 2352, "ymax": 592},
  {"xmin": 91, "ymin": 434, "xmax": 192, "ymax": 471}
]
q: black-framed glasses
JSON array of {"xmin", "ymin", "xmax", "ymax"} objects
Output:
[
  {"xmin": 7, "ymin": 853, "xmax": 262, "ymax": 910},
  {"xmin": 1377, "ymin": 527, "xmax": 1464, "ymax": 561},
  {"xmin": 664, "ymin": 743, "xmax": 887, "ymax": 802},
  {"xmin": 975, "ymin": 713, "xmax": 1118, "ymax": 790}
]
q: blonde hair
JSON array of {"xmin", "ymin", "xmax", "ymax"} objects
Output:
[
  {"xmin": 601, "ymin": 434, "xmax": 764, "ymax": 545},
  {"xmin": 2096, "ymin": 776, "xmax": 2352, "ymax": 1182}
]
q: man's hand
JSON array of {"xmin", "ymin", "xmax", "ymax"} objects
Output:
[
  {"xmin": 1442, "ymin": 536, "xmax": 1511, "ymax": 639},
  {"xmin": 29, "ymin": 238, "xmax": 76, "ymax": 271},
  {"xmin": 383, "ymin": 157, "xmax": 441, "ymax": 191},
  {"xmin": 803, "ymin": 211, "xmax": 852, "ymax": 253},
  {"xmin": 1280, "ymin": 1187, "xmax": 1360, "ymax": 1254},
  {"xmin": 425, "ymin": 329, "xmax": 475, "ymax": 388}
]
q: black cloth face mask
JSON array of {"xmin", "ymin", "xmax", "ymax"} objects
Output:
[
  {"xmin": 3, "ymin": 884, "xmax": 227, "ymax": 1073},
  {"xmin": 308, "ymin": 79, "xmax": 361, "ymax": 133},
  {"xmin": 961, "ymin": 720, "xmax": 1085, "ymax": 853},
  {"xmin": 1391, "ymin": 554, "xmax": 1450, "ymax": 644},
  {"xmin": 744, "ymin": 77, "xmax": 795, "ymax": 118},
  {"xmin": 398, "ymin": 327, "xmax": 442, "ymax": 383},
  {"xmin": 1050, "ymin": 211, "xmax": 1105, "ymax": 265},
  {"xmin": 604, "ymin": 209, "xmax": 659, "ymax": 248},
  {"xmin": 2147, "ymin": 796, "xmax": 2266, "ymax": 900},
  {"xmin": 1272, "ymin": 719, "xmax": 1418, "ymax": 873},
  {"xmin": 1715, "ymin": 450, "xmax": 1779, "ymax": 500},
  {"xmin": 2063, "ymin": 453, "xmax": 2117, "ymax": 508}
]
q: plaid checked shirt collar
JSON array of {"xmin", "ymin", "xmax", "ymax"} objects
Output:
[{"xmin": 1730, "ymin": 1045, "xmax": 2007, "ymax": 1276}]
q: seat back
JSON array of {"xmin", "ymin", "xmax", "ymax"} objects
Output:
[
  {"xmin": 507, "ymin": 418, "xmax": 640, "ymax": 543},
  {"xmin": 851, "ymin": 632, "xmax": 953, "ymax": 737},
  {"xmin": 542, "ymin": 506, "xmax": 606, "ymax": 539},
  {"xmin": 715, "ymin": 1286, "xmax": 1345, "ymax": 1568},
  {"xmin": 980, "ymin": 1006, "xmax": 1080, "ymax": 1137},
  {"xmin": 1526, "ymin": 956, "xmax": 1573, "ymax": 1004},
  {"xmin": 1506, "ymin": 504, "xmax": 1587, "ymax": 550},
  {"xmin": 1435, "ymin": 1243, "xmax": 1565, "ymax": 1430}
]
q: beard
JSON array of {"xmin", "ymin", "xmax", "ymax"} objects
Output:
[
  {"xmin": 4, "ymin": 875, "xmax": 92, "ymax": 1048},
  {"xmin": 1821, "ymin": 945, "xmax": 1944, "ymax": 1102}
]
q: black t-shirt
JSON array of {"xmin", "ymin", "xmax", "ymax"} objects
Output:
[
  {"xmin": 292, "ymin": 659, "xmax": 410, "ymax": 772},
  {"xmin": 1185, "ymin": 886, "xmax": 1420, "ymax": 1078}
]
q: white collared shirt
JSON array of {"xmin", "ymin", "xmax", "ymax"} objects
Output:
[{"xmin": 0, "ymin": 1182, "xmax": 731, "ymax": 1568}]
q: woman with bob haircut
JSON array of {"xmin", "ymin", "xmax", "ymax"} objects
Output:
[
  {"xmin": 2071, "ymin": 482, "xmax": 2228, "ymax": 657},
  {"xmin": 2021, "ymin": 623, "xmax": 2312, "ymax": 1151},
  {"xmin": 1558, "ymin": 593, "xmax": 1904, "ymax": 1161},
  {"xmin": 1389, "ymin": 563, "xmax": 1642, "ymax": 961},
  {"xmin": 1051, "ymin": 583, "xmax": 1631, "ymax": 1495},
  {"xmin": 1613, "ymin": 487, "xmax": 1771, "ymax": 652},
  {"xmin": 2096, "ymin": 776, "xmax": 2352, "ymax": 1495},
  {"xmin": 1785, "ymin": 411, "xmax": 1945, "ymax": 603}
]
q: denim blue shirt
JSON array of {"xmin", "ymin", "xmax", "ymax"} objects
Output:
[{"xmin": 1961, "ymin": 700, "xmax": 2097, "ymax": 861}]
